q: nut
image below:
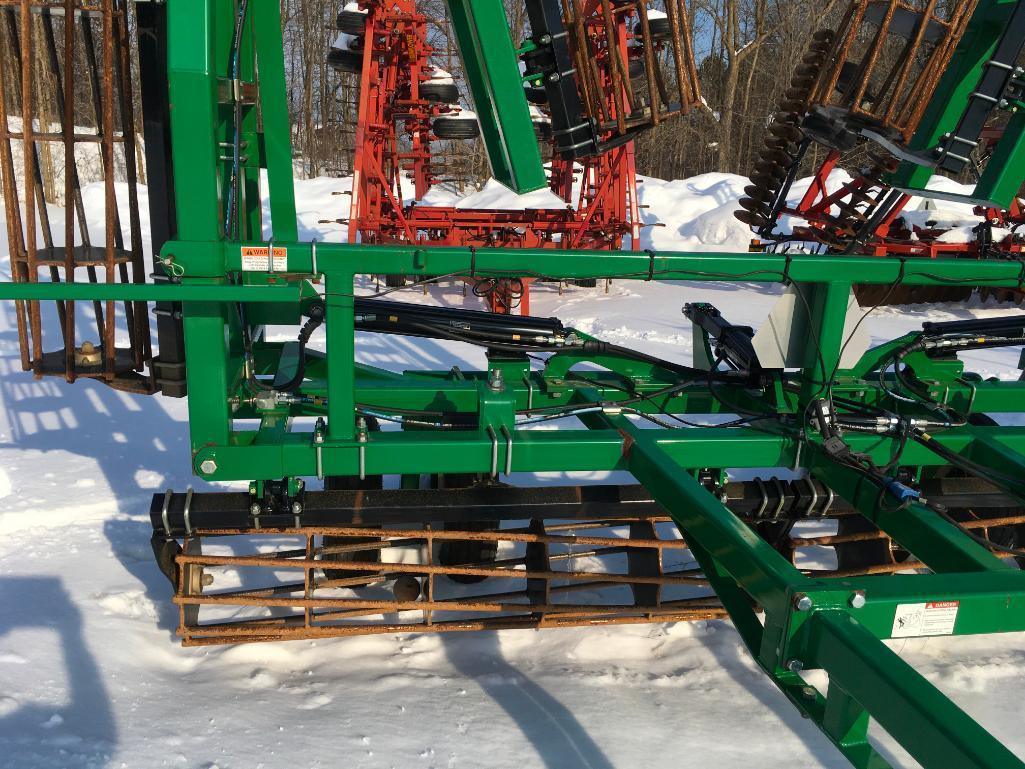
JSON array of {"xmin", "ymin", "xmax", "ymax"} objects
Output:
[
  {"xmin": 849, "ymin": 591, "xmax": 867, "ymax": 609},
  {"xmin": 786, "ymin": 659, "xmax": 804, "ymax": 673},
  {"xmin": 74, "ymin": 341, "xmax": 102, "ymax": 366},
  {"xmin": 487, "ymin": 368, "xmax": 505, "ymax": 392},
  {"xmin": 199, "ymin": 459, "xmax": 218, "ymax": 475},
  {"xmin": 793, "ymin": 593, "xmax": 814, "ymax": 612}
]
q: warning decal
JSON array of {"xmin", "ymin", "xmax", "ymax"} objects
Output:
[
  {"xmin": 241, "ymin": 246, "xmax": 288, "ymax": 271},
  {"xmin": 891, "ymin": 601, "xmax": 959, "ymax": 638}
]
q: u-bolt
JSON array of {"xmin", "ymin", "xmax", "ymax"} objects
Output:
[
  {"xmin": 183, "ymin": 487, "xmax": 195, "ymax": 536},
  {"xmin": 486, "ymin": 425, "xmax": 499, "ymax": 479},
  {"xmin": 160, "ymin": 488, "xmax": 173, "ymax": 537},
  {"xmin": 500, "ymin": 425, "xmax": 513, "ymax": 476}
]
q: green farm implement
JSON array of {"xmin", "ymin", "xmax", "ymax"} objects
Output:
[{"xmin": 2, "ymin": 1, "xmax": 1025, "ymax": 767}]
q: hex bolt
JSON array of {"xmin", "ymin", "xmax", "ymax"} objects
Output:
[
  {"xmin": 849, "ymin": 591, "xmax": 867, "ymax": 609},
  {"xmin": 249, "ymin": 503, "xmax": 262, "ymax": 516},
  {"xmin": 786, "ymin": 659, "xmax": 804, "ymax": 673},
  {"xmin": 291, "ymin": 501, "xmax": 303, "ymax": 515},
  {"xmin": 199, "ymin": 459, "xmax": 217, "ymax": 475},
  {"xmin": 793, "ymin": 593, "xmax": 814, "ymax": 612},
  {"xmin": 487, "ymin": 368, "xmax": 505, "ymax": 392}
]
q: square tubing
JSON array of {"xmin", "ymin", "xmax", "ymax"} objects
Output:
[
  {"xmin": 326, "ymin": 271, "xmax": 356, "ymax": 441},
  {"xmin": 813, "ymin": 610, "xmax": 1025, "ymax": 769}
]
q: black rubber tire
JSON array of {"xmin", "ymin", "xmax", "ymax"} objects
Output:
[
  {"xmin": 432, "ymin": 475, "xmax": 500, "ymax": 584},
  {"xmin": 327, "ymin": 48, "xmax": 362, "ymax": 74},
  {"xmin": 433, "ymin": 116, "xmax": 480, "ymax": 139},
  {"xmin": 438, "ymin": 520, "xmax": 500, "ymax": 583},
  {"xmin": 524, "ymin": 86, "xmax": 548, "ymax": 105},
  {"xmin": 834, "ymin": 514, "xmax": 909, "ymax": 572},
  {"xmin": 420, "ymin": 81, "xmax": 459, "ymax": 103},
  {"xmin": 335, "ymin": 10, "xmax": 367, "ymax": 35},
  {"xmin": 634, "ymin": 17, "xmax": 671, "ymax": 37}
]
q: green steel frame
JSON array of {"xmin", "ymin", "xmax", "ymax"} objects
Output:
[
  {"xmin": 0, "ymin": 1, "xmax": 1024, "ymax": 767},
  {"xmin": 892, "ymin": 0, "xmax": 1025, "ymax": 206}
]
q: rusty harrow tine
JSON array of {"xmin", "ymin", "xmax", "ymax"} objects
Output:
[
  {"xmin": 100, "ymin": 0, "xmax": 116, "ymax": 379},
  {"xmin": 75, "ymin": 10, "xmax": 109, "ymax": 338},
  {"xmin": 179, "ymin": 552, "xmax": 694, "ymax": 586},
  {"xmin": 635, "ymin": 3, "xmax": 660, "ymax": 120},
  {"xmin": 178, "ymin": 609, "xmax": 732, "ymax": 647},
  {"xmin": 0, "ymin": 17, "xmax": 31, "ymax": 371},
  {"xmin": 20, "ymin": 0, "xmax": 43, "ymax": 367}
]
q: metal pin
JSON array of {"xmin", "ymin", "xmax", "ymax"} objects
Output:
[
  {"xmin": 314, "ymin": 421, "xmax": 326, "ymax": 480},
  {"xmin": 357, "ymin": 418, "xmax": 368, "ymax": 480}
]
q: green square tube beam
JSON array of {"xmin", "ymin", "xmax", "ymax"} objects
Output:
[{"xmin": 444, "ymin": 0, "xmax": 548, "ymax": 193}]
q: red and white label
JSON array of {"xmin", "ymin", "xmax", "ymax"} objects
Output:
[
  {"xmin": 891, "ymin": 601, "xmax": 960, "ymax": 638},
  {"xmin": 241, "ymin": 246, "xmax": 288, "ymax": 272}
]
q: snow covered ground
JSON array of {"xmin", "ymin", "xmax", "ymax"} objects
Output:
[{"xmin": 1, "ymin": 172, "xmax": 1024, "ymax": 769}]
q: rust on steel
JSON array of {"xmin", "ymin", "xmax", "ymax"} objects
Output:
[{"xmin": 0, "ymin": 0, "xmax": 152, "ymax": 391}]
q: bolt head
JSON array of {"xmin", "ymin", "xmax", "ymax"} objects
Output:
[
  {"xmin": 801, "ymin": 686, "xmax": 817, "ymax": 699},
  {"xmin": 199, "ymin": 459, "xmax": 217, "ymax": 475},
  {"xmin": 249, "ymin": 503, "xmax": 262, "ymax": 516},
  {"xmin": 849, "ymin": 591, "xmax": 867, "ymax": 609},
  {"xmin": 794, "ymin": 593, "xmax": 814, "ymax": 612},
  {"xmin": 291, "ymin": 501, "xmax": 303, "ymax": 515},
  {"xmin": 786, "ymin": 659, "xmax": 804, "ymax": 673}
]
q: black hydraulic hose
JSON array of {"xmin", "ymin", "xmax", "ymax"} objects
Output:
[
  {"xmin": 224, "ymin": 0, "xmax": 250, "ymax": 239},
  {"xmin": 277, "ymin": 311, "xmax": 324, "ymax": 393}
]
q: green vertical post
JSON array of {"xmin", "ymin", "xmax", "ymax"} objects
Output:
[
  {"xmin": 251, "ymin": 1, "xmax": 298, "ymax": 240},
  {"xmin": 326, "ymin": 271, "xmax": 356, "ymax": 441},
  {"xmin": 182, "ymin": 293, "xmax": 232, "ymax": 450},
  {"xmin": 167, "ymin": 0, "xmax": 223, "ymax": 245},
  {"xmin": 801, "ymin": 281, "xmax": 851, "ymax": 400},
  {"xmin": 445, "ymin": 0, "xmax": 548, "ymax": 193}
]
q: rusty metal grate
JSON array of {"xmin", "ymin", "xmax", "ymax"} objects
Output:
[
  {"xmin": 561, "ymin": 0, "xmax": 701, "ymax": 139},
  {"xmin": 173, "ymin": 519, "xmax": 728, "ymax": 646},
  {"xmin": 155, "ymin": 476, "xmax": 1025, "ymax": 646},
  {"xmin": 0, "ymin": 0, "xmax": 152, "ymax": 392},
  {"xmin": 172, "ymin": 514, "xmax": 1025, "ymax": 646},
  {"xmin": 809, "ymin": 0, "xmax": 980, "ymax": 142}
]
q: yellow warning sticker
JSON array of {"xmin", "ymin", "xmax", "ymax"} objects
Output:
[{"xmin": 240, "ymin": 246, "xmax": 288, "ymax": 271}]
